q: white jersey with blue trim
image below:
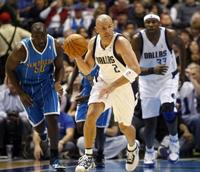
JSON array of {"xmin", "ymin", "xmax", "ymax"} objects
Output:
[
  {"xmin": 93, "ymin": 33, "xmax": 127, "ymax": 83},
  {"xmin": 139, "ymin": 27, "xmax": 177, "ymax": 81}
]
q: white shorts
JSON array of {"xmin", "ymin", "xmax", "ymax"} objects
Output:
[
  {"xmin": 140, "ymin": 75, "xmax": 179, "ymax": 119},
  {"xmin": 88, "ymin": 77, "xmax": 137, "ymax": 126}
]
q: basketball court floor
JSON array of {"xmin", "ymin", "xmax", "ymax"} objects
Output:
[{"xmin": 0, "ymin": 158, "xmax": 200, "ymax": 172}]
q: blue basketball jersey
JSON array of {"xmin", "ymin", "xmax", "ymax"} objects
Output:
[
  {"xmin": 15, "ymin": 34, "xmax": 60, "ymax": 126},
  {"xmin": 80, "ymin": 65, "xmax": 99, "ymax": 97},
  {"xmin": 16, "ymin": 34, "xmax": 57, "ymax": 85}
]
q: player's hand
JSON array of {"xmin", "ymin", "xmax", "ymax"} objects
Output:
[
  {"xmin": 58, "ymin": 140, "xmax": 64, "ymax": 153},
  {"xmin": 154, "ymin": 65, "xmax": 168, "ymax": 75},
  {"xmin": 54, "ymin": 82, "xmax": 63, "ymax": 96},
  {"xmin": 34, "ymin": 145, "xmax": 43, "ymax": 161},
  {"xmin": 19, "ymin": 92, "xmax": 33, "ymax": 107},
  {"xmin": 99, "ymin": 84, "xmax": 115, "ymax": 98}
]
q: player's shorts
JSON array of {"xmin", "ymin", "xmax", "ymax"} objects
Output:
[
  {"xmin": 22, "ymin": 82, "xmax": 60, "ymax": 127},
  {"xmin": 75, "ymin": 102, "xmax": 112, "ymax": 128},
  {"xmin": 140, "ymin": 74, "xmax": 179, "ymax": 119},
  {"xmin": 88, "ymin": 77, "xmax": 137, "ymax": 126}
]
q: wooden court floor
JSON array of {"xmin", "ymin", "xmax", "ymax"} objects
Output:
[{"xmin": 0, "ymin": 158, "xmax": 200, "ymax": 172}]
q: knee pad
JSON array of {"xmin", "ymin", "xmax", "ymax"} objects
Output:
[{"xmin": 160, "ymin": 103, "xmax": 176, "ymax": 123}]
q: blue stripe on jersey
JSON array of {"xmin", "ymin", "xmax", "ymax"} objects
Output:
[{"xmin": 16, "ymin": 34, "xmax": 57, "ymax": 85}]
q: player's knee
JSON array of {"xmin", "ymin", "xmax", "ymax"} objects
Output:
[
  {"xmin": 118, "ymin": 122, "xmax": 130, "ymax": 134},
  {"xmin": 160, "ymin": 103, "xmax": 176, "ymax": 123}
]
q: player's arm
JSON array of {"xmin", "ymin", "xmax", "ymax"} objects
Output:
[
  {"xmin": 74, "ymin": 37, "xmax": 95, "ymax": 75},
  {"xmin": 106, "ymin": 36, "xmax": 141, "ymax": 90},
  {"xmin": 54, "ymin": 40, "xmax": 64, "ymax": 95},
  {"xmin": 167, "ymin": 29, "xmax": 186, "ymax": 81},
  {"xmin": 132, "ymin": 33, "xmax": 168, "ymax": 75},
  {"xmin": 6, "ymin": 44, "xmax": 33, "ymax": 106}
]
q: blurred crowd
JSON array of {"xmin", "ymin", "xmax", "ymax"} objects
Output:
[{"xmin": 0, "ymin": 0, "xmax": 200, "ymax": 161}]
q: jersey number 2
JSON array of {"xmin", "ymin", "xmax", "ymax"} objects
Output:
[{"xmin": 112, "ymin": 64, "xmax": 120, "ymax": 73}]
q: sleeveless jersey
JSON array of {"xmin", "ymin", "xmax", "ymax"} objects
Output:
[
  {"xmin": 16, "ymin": 34, "xmax": 57, "ymax": 85},
  {"xmin": 139, "ymin": 27, "xmax": 177, "ymax": 81},
  {"xmin": 93, "ymin": 33, "xmax": 127, "ymax": 83}
]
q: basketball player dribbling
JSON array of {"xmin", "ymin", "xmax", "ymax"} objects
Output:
[
  {"xmin": 132, "ymin": 13, "xmax": 186, "ymax": 167},
  {"xmin": 72, "ymin": 14, "xmax": 141, "ymax": 172}
]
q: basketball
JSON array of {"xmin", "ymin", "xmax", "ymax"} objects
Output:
[{"xmin": 63, "ymin": 34, "xmax": 88, "ymax": 58}]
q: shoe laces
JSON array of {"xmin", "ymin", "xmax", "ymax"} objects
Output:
[{"xmin": 78, "ymin": 155, "xmax": 92, "ymax": 167}]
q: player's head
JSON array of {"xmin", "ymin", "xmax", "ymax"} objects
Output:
[
  {"xmin": 95, "ymin": 14, "xmax": 114, "ymax": 40},
  {"xmin": 31, "ymin": 22, "xmax": 47, "ymax": 47},
  {"xmin": 144, "ymin": 13, "xmax": 160, "ymax": 32}
]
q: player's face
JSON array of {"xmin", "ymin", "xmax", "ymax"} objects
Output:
[
  {"xmin": 144, "ymin": 19, "xmax": 160, "ymax": 32},
  {"xmin": 31, "ymin": 30, "xmax": 47, "ymax": 48},
  {"xmin": 96, "ymin": 20, "xmax": 114, "ymax": 40}
]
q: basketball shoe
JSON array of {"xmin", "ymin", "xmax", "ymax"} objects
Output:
[
  {"xmin": 144, "ymin": 147, "xmax": 156, "ymax": 167},
  {"xmin": 125, "ymin": 140, "xmax": 140, "ymax": 171},
  {"xmin": 75, "ymin": 154, "xmax": 95, "ymax": 172},
  {"xmin": 50, "ymin": 159, "xmax": 66, "ymax": 171},
  {"xmin": 168, "ymin": 136, "xmax": 179, "ymax": 163}
]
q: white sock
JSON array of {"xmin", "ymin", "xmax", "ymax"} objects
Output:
[
  {"xmin": 85, "ymin": 148, "xmax": 93, "ymax": 156},
  {"xmin": 128, "ymin": 142, "xmax": 137, "ymax": 151}
]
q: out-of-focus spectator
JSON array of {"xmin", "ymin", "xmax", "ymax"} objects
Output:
[
  {"xmin": 109, "ymin": 0, "xmax": 129, "ymax": 20},
  {"xmin": 189, "ymin": 41, "xmax": 200, "ymax": 65},
  {"xmin": 175, "ymin": 0, "xmax": 200, "ymax": 28},
  {"xmin": 114, "ymin": 12, "xmax": 128, "ymax": 33},
  {"xmin": 0, "ymin": 76, "xmax": 32, "ymax": 157},
  {"xmin": 0, "ymin": 0, "xmax": 19, "ymax": 25},
  {"xmin": 40, "ymin": 0, "xmax": 68, "ymax": 38},
  {"xmin": 160, "ymin": 12, "xmax": 173, "ymax": 28},
  {"xmin": 63, "ymin": 4, "xmax": 92, "ymax": 36},
  {"xmin": 128, "ymin": 1, "xmax": 146, "ymax": 29},
  {"xmin": 0, "ymin": 12, "xmax": 31, "ymax": 84},
  {"xmin": 19, "ymin": 0, "xmax": 49, "ymax": 30}
]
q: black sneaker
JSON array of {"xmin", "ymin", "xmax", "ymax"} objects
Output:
[
  {"xmin": 75, "ymin": 155, "xmax": 95, "ymax": 172},
  {"xmin": 95, "ymin": 154, "xmax": 105, "ymax": 168},
  {"xmin": 50, "ymin": 159, "xmax": 66, "ymax": 172}
]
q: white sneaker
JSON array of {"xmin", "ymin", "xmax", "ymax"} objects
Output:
[
  {"xmin": 125, "ymin": 140, "xmax": 140, "ymax": 172},
  {"xmin": 75, "ymin": 155, "xmax": 95, "ymax": 172},
  {"xmin": 168, "ymin": 138, "xmax": 179, "ymax": 163},
  {"xmin": 144, "ymin": 148, "xmax": 156, "ymax": 167}
]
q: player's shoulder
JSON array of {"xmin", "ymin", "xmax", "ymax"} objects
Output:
[{"xmin": 165, "ymin": 28, "xmax": 176, "ymax": 37}]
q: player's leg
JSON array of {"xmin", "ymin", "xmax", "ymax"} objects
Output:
[
  {"xmin": 75, "ymin": 102, "xmax": 105, "ymax": 172},
  {"xmin": 95, "ymin": 108, "xmax": 112, "ymax": 167},
  {"xmin": 141, "ymin": 97, "xmax": 160, "ymax": 167},
  {"xmin": 112, "ymin": 84, "xmax": 139, "ymax": 171},
  {"xmin": 160, "ymin": 102, "xmax": 179, "ymax": 162},
  {"xmin": 44, "ymin": 88, "xmax": 65, "ymax": 170}
]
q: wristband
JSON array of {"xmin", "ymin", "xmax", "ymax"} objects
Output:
[{"xmin": 123, "ymin": 68, "xmax": 138, "ymax": 83}]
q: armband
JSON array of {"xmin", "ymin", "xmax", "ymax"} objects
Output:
[{"xmin": 123, "ymin": 68, "xmax": 138, "ymax": 83}]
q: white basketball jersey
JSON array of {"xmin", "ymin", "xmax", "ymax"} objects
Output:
[
  {"xmin": 94, "ymin": 33, "xmax": 127, "ymax": 83},
  {"xmin": 139, "ymin": 27, "xmax": 177, "ymax": 81}
]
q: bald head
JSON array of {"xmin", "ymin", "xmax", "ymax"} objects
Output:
[
  {"xmin": 31, "ymin": 22, "xmax": 46, "ymax": 33},
  {"xmin": 96, "ymin": 14, "xmax": 113, "ymax": 26}
]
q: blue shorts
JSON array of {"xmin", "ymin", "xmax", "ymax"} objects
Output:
[
  {"xmin": 22, "ymin": 82, "xmax": 60, "ymax": 127},
  {"xmin": 75, "ymin": 102, "xmax": 111, "ymax": 128}
]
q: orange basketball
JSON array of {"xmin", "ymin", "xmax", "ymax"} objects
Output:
[{"xmin": 63, "ymin": 34, "xmax": 88, "ymax": 58}]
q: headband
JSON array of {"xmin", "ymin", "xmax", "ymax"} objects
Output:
[{"xmin": 144, "ymin": 14, "xmax": 160, "ymax": 22}]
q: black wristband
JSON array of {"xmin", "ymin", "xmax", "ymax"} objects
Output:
[{"xmin": 148, "ymin": 67, "xmax": 154, "ymax": 74}]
